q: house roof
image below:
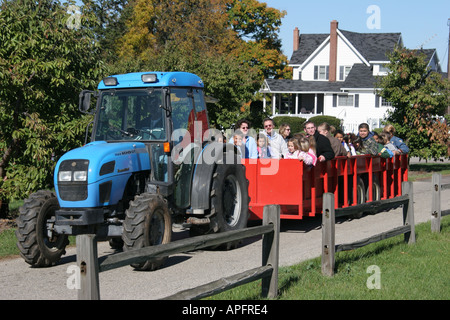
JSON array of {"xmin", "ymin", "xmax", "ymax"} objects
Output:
[
  {"xmin": 263, "ymin": 78, "xmax": 343, "ymax": 93},
  {"xmin": 290, "ymin": 34, "xmax": 329, "ymax": 65},
  {"xmin": 263, "ymin": 64, "xmax": 378, "ymax": 93},
  {"xmin": 290, "ymin": 29, "xmax": 402, "ymax": 65},
  {"xmin": 339, "ymin": 30, "xmax": 402, "ymax": 62}
]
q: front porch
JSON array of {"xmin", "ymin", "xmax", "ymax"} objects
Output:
[{"xmin": 262, "ymin": 92, "xmax": 325, "ymax": 119}]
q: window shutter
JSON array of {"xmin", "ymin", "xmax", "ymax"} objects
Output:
[
  {"xmin": 339, "ymin": 66, "xmax": 344, "ymax": 81},
  {"xmin": 333, "ymin": 94, "xmax": 337, "ymax": 107},
  {"xmin": 355, "ymin": 94, "xmax": 359, "ymax": 108},
  {"xmin": 375, "ymin": 94, "xmax": 380, "ymax": 108},
  {"xmin": 326, "ymin": 66, "xmax": 329, "ymax": 80},
  {"xmin": 314, "ymin": 66, "xmax": 318, "ymax": 80}
]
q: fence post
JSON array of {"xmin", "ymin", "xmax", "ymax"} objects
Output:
[
  {"xmin": 77, "ymin": 234, "xmax": 100, "ymax": 300},
  {"xmin": 401, "ymin": 181, "xmax": 415, "ymax": 244},
  {"xmin": 321, "ymin": 193, "xmax": 335, "ymax": 277},
  {"xmin": 261, "ymin": 205, "xmax": 280, "ymax": 298},
  {"xmin": 431, "ymin": 173, "xmax": 442, "ymax": 233}
]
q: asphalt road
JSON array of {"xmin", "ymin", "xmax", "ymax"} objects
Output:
[{"xmin": 1, "ymin": 175, "xmax": 449, "ymax": 300}]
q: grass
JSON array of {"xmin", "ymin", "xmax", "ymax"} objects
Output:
[
  {"xmin": 208, "ymin": 216, "xmax": 450, "ymax": 300},
  {"xmin": 408, "ymin": 162, "xmax": 450, "ymax": 181},
  {"xmin": 0, "ymin": 229, "xmax": 19, "ymax": 259}
]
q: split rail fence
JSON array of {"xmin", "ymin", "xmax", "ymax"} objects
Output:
[
  {"xmin": 76, "ymin": 205, "xmax": 280, "ymax": 300},
  {"xmin": 75, "ymin": 176, "xmax": 450, "ymax": 299},
  {"xmin": 321, "ymin": 181, "xmax": 415, "ymax": 276},
  {"xmin": 431, "ymin": 173, "xmax": 450, "ymax": 233}
]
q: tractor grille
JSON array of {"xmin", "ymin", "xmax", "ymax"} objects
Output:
[{"xmin": 58, "ymin": 184, "xmax": 88, "ymax": 201}]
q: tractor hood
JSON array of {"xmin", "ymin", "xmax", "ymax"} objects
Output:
[
  {"xmin": 54, "ymin": 141, "xmax": 150, "ymax": 207},
  {"xmin": 55, "ymin": 141, "xmax": 150, "ymax": 183}
]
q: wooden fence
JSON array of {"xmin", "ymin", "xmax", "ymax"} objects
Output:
[
  {"xmin": 321, "ymin": 181, "xmax": 415, "ymax": 276},
  {"xmin": 76, "ymin": 204, "xmax": 280, "ymax": 300},
  {"xmin": 431, "ymin": 173, "xmax": 450, "ymax": 233},
  {"xmin": 75, "ymin": 176, "xmax": 450, "ymax": 299}
]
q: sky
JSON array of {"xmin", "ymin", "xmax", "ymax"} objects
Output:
[{"xmin": 264, "ymin": 0, "xmax": 450, "ymax": 72}]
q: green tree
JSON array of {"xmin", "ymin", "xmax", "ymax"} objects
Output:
[
  {"xmin": 226, "ymin": 0, "xmax": 291, "ymax": 79},
  {"xmin": 0, "ymin": 0, "xmax": 105, "ymax": 203},
  {"xmin": 377, "ymin": 47, "xmax": 450, "ymax": 160}
]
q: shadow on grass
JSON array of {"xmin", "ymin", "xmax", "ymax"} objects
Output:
[{"xmin": 409, "ymin": 163, "xmax": 450, "ymax": 173}]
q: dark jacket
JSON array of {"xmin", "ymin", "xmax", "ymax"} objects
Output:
[{"xmin": 313, "ymin": 131, "xmax": 335, "ymax": 161}]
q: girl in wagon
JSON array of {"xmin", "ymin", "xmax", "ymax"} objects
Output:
[{"xmin": 285, "ymin": 137, "xmax": 317, "ymax": 166}]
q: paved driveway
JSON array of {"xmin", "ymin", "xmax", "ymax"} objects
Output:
[{"xmin": 1, "ymin": 176, "xmax": 449, "ymax": 300}]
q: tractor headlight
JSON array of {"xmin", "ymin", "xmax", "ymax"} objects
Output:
[
  {"xmin": 73, "ymin": 171, "xmax": 87, "ymax": 182},
  {"xmin": 59, "ymin": 171, "xmax": 72, "ymax": 182},
  {"xmin": 58, "ymin": 160, "xmax": 89, "ymax": 182}
]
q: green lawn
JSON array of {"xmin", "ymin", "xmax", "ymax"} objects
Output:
[{"xmin": 209, "ymin": 216, "xmax": 450, "ymax": 300}]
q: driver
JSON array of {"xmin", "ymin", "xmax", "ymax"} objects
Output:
[{"xmin": 139, "ymin": 96, "xmax": 164, "ymax": 130}]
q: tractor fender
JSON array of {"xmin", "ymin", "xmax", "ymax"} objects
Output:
[{"xmin": 190, "ymin": 142, "xmax": 240, "ymax": 211}]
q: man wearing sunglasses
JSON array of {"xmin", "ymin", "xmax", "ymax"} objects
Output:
[{"xmin": 262, "ymin": 118, "xmax": 288, "ymax": 159}]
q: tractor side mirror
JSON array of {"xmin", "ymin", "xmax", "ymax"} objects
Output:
[{"xmin": 79, "ymin": 90, "xmax": 95, "ymax": 114}]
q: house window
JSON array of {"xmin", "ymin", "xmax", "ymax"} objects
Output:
[
  {"xmin": 381, "ymin": 97, "xmax": 392, "ymax": 107},
  {"xmin": 379, "ymin": 65, "xmax": 390, "ymax": 73},
  {"xmin": 338, "ymin": 95, "xmax": 354, "ymax": 107},
  {"xmin": 314, "ymin": 65, "xmax": 329, "ymax": 80},
  {"xmin": 339, "ymin": 66, "xmax": 352, "ymax": 81}
]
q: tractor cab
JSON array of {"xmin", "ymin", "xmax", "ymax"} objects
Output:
[{"xmin": 79, "ymin": 72, "xmax": 210, "ymax": 209}]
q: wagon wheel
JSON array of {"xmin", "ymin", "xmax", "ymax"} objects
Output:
[{"xmin": 351, "ymin": 177, "xmax": 366, "ymax": 219}]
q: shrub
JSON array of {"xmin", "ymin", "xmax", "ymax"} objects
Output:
[
  {"xmin": 307, "ymin": 115, "xmax": 343, "ymax": 131},
  {"xmin": 273, "ymin": 116, "xmax": 307, "ymax": 134}
]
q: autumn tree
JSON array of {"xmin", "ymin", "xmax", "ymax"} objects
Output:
[
  {"xmin": 377, "ymin": 47, "xmax": 450, "ymax": 160},
  {"xmin": 110, "ymin": 0, "xmax": 288, "ymax": 128},
  {"xmin": 0, "ymin": 0, "xmax": 105, "ymax": 207}
]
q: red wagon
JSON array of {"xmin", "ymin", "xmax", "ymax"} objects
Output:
[{"xmin": 243, "ymin": 154, "xmax": 409, "ymax": 220}]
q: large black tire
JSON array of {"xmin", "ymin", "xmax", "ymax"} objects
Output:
[
  {"xmin": 210, "ymin": 163, "xmax": 249, "ymax": 231},
  {"xmin": 15, "ymin": 190, "xmax": 68, "ymax": 267},
  {"xmin": 351, "ymin": 177, "xmax": 366, "ymax": 219},
  {"xmin": 122, "ymin": 193, "xmax": 172, "ymax": 271},
  {"xmin": 366, "ymin": 175, "xmax": 381, "ymax": 203},
  {"xmin": 197, "ymin": 162, "xmax": 249, "ymax": 249}
]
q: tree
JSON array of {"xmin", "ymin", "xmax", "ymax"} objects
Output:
[
  {"xmin": 377, "ymin": 47, "xmax": 450, "ymax": 160},
  {"xmin": 0, "ymin": 0, "xmax": 105, "ymax": 203},
  {"xmin": 110, "ymin": 0, "xmax": 288, "ymax": 129},
  {"xmin": 226, "ymin": 0, "xmax": 291, "ymax": 79}
]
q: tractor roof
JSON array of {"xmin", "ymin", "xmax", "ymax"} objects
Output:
[{"xmin": 98, "ymin": 72, "xmax": 204, "ymax": 90}]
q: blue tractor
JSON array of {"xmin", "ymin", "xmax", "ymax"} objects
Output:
[{"xmin": 16, "ymin": 72, "xmax": 249, "ymax": 270}]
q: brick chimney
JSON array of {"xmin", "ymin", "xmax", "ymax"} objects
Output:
[
  {"xmin": 329, "ymin": 20, "xmax": 338, "ymax": 82},
  {"xmin": 293, "ymin": 27, "xmax": 299, "ymax": 52}
]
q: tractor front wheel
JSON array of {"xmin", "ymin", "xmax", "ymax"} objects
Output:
[
  {"xmin": 122, "ymin": 193, "xmax": 172, "ymax": 271},
  {"xmin": 15, "ymin": 190, "xmax": 68, "ymax": 267}
]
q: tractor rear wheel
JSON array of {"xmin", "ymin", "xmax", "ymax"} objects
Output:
[
  {"xmin": 122, "ymin": 193, "xmax": 172, "ymax": 271},
  {"xmin": 15, "ymin": 190, "xmax": 68, "ymax": 267},
  {"xmin": 207, "ymin": 163, "xmax": 249, "ymax": 248}
]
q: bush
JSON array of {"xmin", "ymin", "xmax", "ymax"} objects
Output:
[
  {"xmin": 307, "ymin": 115, "xmax": 343, "ymax": 131},
  {"xmin": 273, "ymin": 116, "xmax": 307, "ymax": 134}
]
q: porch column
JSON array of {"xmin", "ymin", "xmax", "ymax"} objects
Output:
[
  {"xmin": 272, "ymin": 94, "xmax": 276, "ymax": 116},
  {"xmin": 295, "ymin": 94, "xmax": 299, "ymax": 115},
  {"xmin": 263, "ymin": 93, "xmax": 266, "ymax": 111},
  {"xmin": 314, "ymin": 94, "xmax": 318, "ymax": 114}
]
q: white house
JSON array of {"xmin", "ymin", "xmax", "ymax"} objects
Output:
[{"xmin": 261, "ymin": 20, "xmax": 445, "ymax": 133}]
